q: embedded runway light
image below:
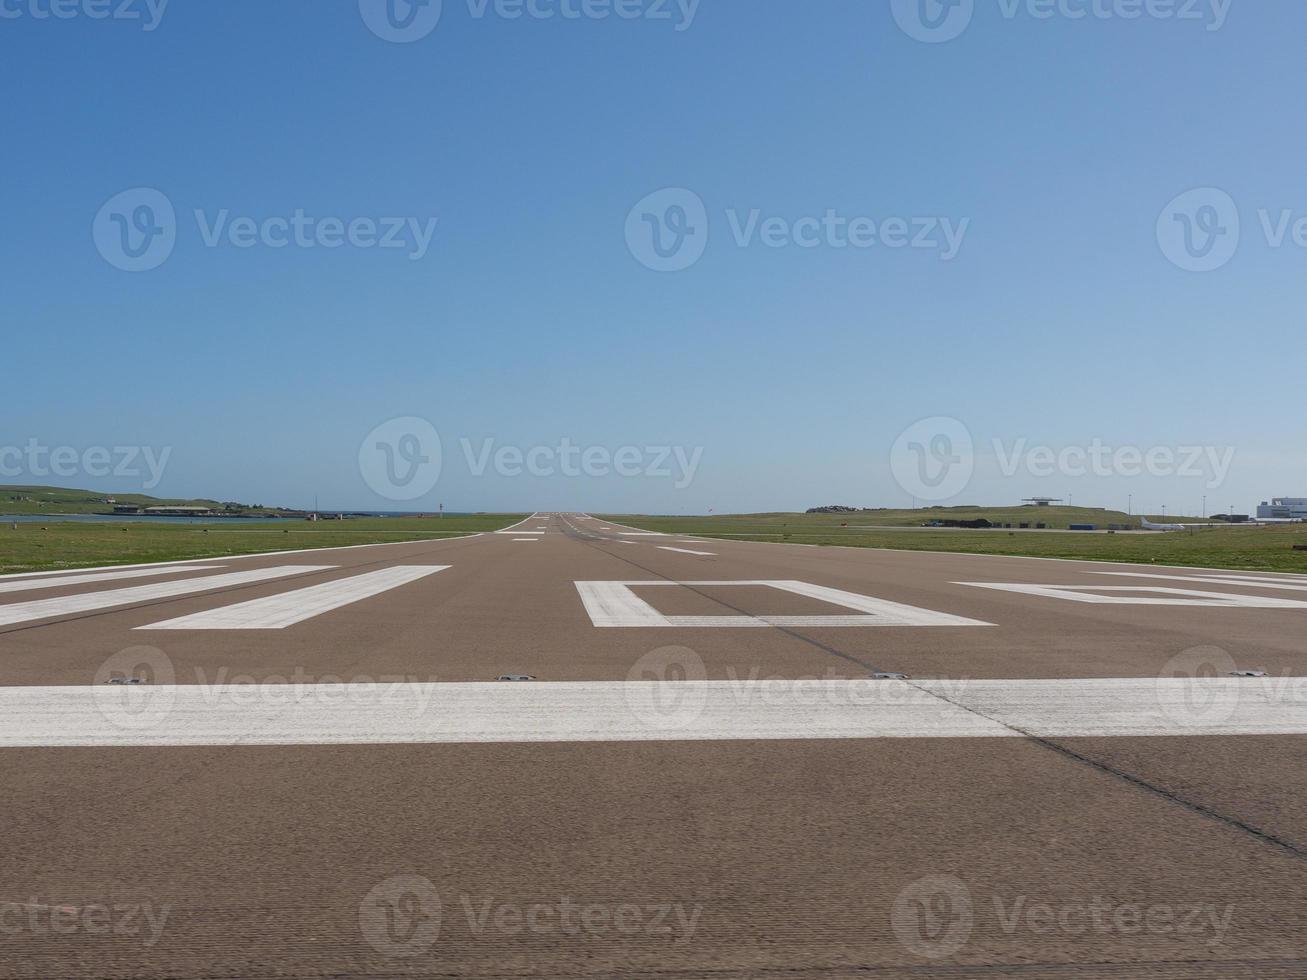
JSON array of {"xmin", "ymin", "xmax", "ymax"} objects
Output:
[
  {"xmin": 107, "ymin": 677, "xmax": 145, "ymax": 685},
  {"xmin": 1230, "ymin": 669, "xmax": 1269, "ymax": 678},
  {"xmin": 873, "ymin": 672, "xmax": 909, "ymax": 680},
  {"xmin": 496, "ymin": 674, "xmax": 536, "ymax": 682}
]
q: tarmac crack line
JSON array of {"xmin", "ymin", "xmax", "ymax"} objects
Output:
[
  {"xmin": 906, "ymin": 678, "xmax": 1307, "ymax": 861},
  {"xmin": 565, "ymin": 518, "xmax": 1307, "ymax": 862}
]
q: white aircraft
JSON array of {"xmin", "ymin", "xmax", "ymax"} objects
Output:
[{"xmin": 1140, "ymin": 516, "xmax": 1187, "ymax": 532}]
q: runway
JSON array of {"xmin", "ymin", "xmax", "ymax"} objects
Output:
[{"xmin": 2, "ymin": 513, "xmax": 1306, "ymax": 977}]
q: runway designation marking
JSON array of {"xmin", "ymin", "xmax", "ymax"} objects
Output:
[
  {"xmin": 0, "ymin": 567, "xmax": 334, "ymax": 628},
  {"xmin": 658, "ymin": 547, "xmax": 717, "ymax": 557},
  {"xmin": 137, "ymin": 566, "xmax": 448, "ymax": 630},
  {"xmin": 959, "ymin": 582, "xmax": 1307, "ymax": 608},
  {"xmin": 575, "ymin": 581, "xmax": 993, "ymax": 628},
  {"xmin": 0, "ymin": 566, "xmax": 217, "ymax": 595},
  {"xmin": 4, "ymin": 677, "xmax": 1303, "ymax": 747}
]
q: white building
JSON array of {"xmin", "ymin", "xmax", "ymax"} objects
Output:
[{"xmin": 1257, "ymin": 498, "xmax": 1307, "ymax": 520}]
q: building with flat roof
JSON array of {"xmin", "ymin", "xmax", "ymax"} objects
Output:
[{"xmin": 1257, "ymin": 498, "xmax": 1307, "ymax": 520}]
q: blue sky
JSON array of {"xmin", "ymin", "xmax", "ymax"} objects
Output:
[{"xmin": 2, "ymin": 0, "xmax": 1302, "ymax": 515}]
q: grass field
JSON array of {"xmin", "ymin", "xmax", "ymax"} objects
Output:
[
  {"xmin": 603, "ymin": 508, "xmax": 1307, "ymax": 574},
  {"xmin": 0, "ymin": 515, "xmax": 526, "ymax": 574}
]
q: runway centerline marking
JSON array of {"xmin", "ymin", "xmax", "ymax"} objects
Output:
[
  {"xmin": 4, "ymin": 677, "xmax": 1302, "ymax": 747},
  {"xmin": 959, "ymin": 582, "xmax": 1307, "ymax": 608},
  {"xmin": 575, "ymin": 580, "xmax": 993, "ymax": 628},
  {"xmin": 0, "ymin": 566, "xmax": 218, "ymax": 595},
  {"xmin": 657, "ymin": 547, "xmax": 717, "ymax": 557},
  {"xmin": 0, "ymin": 566, "xmax": 334, "ymax": 628},
  {"xmin": 137, "ymin": 566, "xmax": 449, "ymax": 630}
]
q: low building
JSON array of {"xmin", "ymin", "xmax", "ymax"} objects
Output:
[{"xmin": 1257, "ymin": 498, "xmax": 1307, "ymax": 520}]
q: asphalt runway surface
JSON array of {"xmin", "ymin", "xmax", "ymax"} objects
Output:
[{"xmin": 2, "ymin": 513, "xmax": 1306, "ymax": 978}]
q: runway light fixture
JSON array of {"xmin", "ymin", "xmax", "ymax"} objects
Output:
[{"xmin": 496, "ymin": 674, "xmax": 537, "ymax": 682}]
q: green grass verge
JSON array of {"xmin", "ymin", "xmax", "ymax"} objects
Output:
[
  {"xmin": 600, "ymin": 510, "xmax": 1307, "ymax": 574},
  {"xmin": 0, "ymin": 515, "xmax": 526, "ymax": 574}
]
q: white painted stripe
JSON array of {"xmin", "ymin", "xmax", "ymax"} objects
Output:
[
  {"xmin": 138, "ymin": 566, "xmax": 448, "ymax": 630},
  {"xmin": 0, "ymin": 566, "xmax": 217, "ymax": 595},
  {"xmin": 1094, "ymin": 572, "xmax": 1307, "ymax": 592},
  {"xmin": 0, "ymin": 567, "xmax": 333, "ymax": 627},
  {"xmin": 576, "ymin": 581, "xmax": 992, "ymax": 628},
  {"xmin": 3, "ymin": 677, "xmax": 1302, "ymax": 747},
  {"xmin": 959, "ymin": 582, "xmax": 1307, "ymax": 608},
  {"xmin": 658, "ymin": 547, "xmax": 717, "ymax": 557}
]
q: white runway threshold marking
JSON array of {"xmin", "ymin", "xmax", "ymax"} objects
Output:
[
  {"xmin": 658, "ymin": 547, "xmax": 716, "ymax": 557},
  {"xmin": 0, "ymin": 567, "xmax": 333, "ymax": 627},
  {"xmin": 138, "ymin": 566, "xmax": 448, "ymax": 630},
  {"xmin": 575, "ymin": 581, "xmax": 992, "ymax": 628},
  {"xmin": 959, "ymin": 582, "xmax": 1307, "ymax": 608},
  {"xmin": 0, "ymin": 566, "xmax": 218, "ymax": 595},
  {"xmin": 4, "ymin": 678, "xmax": 1304, "ymax": 747}
]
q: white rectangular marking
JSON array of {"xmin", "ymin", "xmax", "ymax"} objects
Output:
[
  {"xmin": 138, "ymin": 566, "xmax": 448, "ymax": 630},
  {"xmin": 959, "ymin": 582, "xmax": 1307, "ymax": 608},
  {"xmin": 4, "ymin": 677, "xmax": 1303, "ymax": 747},
  {"xmin": 658, "ymin": 547, "xmax": 717, "ymax": 557},
  {"xmin": 1094, "ymin": 572, "xmax": 1307, "ymax": 592},
  {"xmin": 576, "ymin": 581, "xmax": 992, "ymax": 628},
  {"xmin": 0, "ymin": 567, "xmax": 333, "ymax": 627},
  {"xmin": 0, "ymin": 566, "xmax": 217, "ymax": 595}
]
